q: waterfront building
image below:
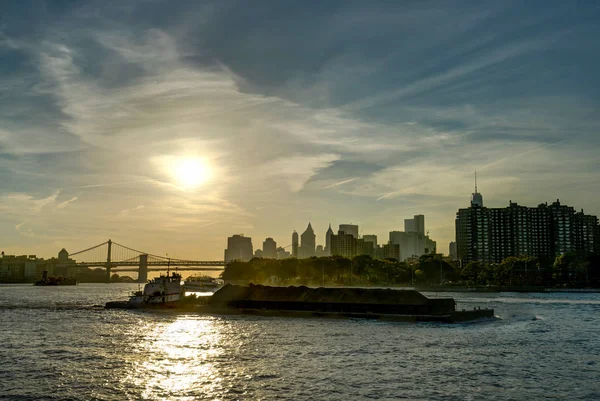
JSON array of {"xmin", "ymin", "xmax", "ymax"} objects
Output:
[
  {"xmin": 0, "ymin": 250, "xmax": 78, "ymax": 282},
  {"xmin": 292, "ymin": 231, "xmax": 299, "ymax": 258},
  {"xmin": 455, "ymin": 193, "xmax": 600, "ymax": 264},
  {"xmin": 574, "ymin": 210, "xmax": 600, "ymax": 258},
  {"xmin": 224, "ymin": 235, "xmax": 253, "ymax": 262},
  {"xmin": 300, "ymin": 222, "xmax": 316, "ymax": 258},
  {"xmin": 262, "ymin": 237, "xmax": 277, "ymax": 259},
  {"xmin": 338, "ymin": 224, "xmax": 359, "ymax": 239},
  {"xmin": 456, "ymin": 203, "xmax": 490, "ymax": 263},
  {"xmin": 0, "ymin": 254, "xmax": 30, "ymax": 280}
]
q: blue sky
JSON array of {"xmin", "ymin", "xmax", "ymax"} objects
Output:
[{"xmin": 1, "ymin": 1, "xmax": 600, "ymax": 259}]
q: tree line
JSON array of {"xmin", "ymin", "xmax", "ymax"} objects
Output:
[{"xmin": 220, "ymin": 253, "xmax": 600, "ymax": 288}]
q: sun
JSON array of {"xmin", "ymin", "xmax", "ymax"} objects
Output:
[{"xmin": 171, "ymin": 157, "xmax": 212, "ymax": 190}]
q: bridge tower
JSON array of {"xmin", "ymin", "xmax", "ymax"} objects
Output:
[
  {"xmin": 138, "ymin": 254, "xmax": 148, "ymax": 283},
  {"xmin": 106, "ymin": 239, "xmax": 112, "ymax": 283}
]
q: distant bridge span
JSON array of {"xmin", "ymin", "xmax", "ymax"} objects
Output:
[
  {"xmin": 66, "ymin": 240, "xmax": 227, "ymax": 282},
  {"xmin": 112, "ymin": 267, "xmax": 225, "ymax": 273}
]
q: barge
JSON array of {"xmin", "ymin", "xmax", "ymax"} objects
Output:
[
  {"xmin": 199, "ymin": 284, "xmax": 495, "ymax": 323},
  {"xmin": 34, "ymin": 270, "xmax": 77, "ymax": 286},
  {"xmin": 106, "ymin": 281, "xmax": 494, "ymax": 322}
]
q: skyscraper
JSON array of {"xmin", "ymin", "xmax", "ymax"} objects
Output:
[
  {"xmin": 389, "ymin": 231, "xmax": 436, "ymax": 262},
  {"xmin": 405, "ymin": 215, "xmax": 425, "ymax": 235},
  {"xmin": 331, "ymin": 230, "xmax": 357, "ymax": 258},
  {"xmin": 325, "ymin": 224, "xmax": 334, "ymax": 256},
  {"xmin": 300, "ymin": 222, "xmax": 316, "ymax": 258},
  {"xmin": 414, "ymin": 215, "xmax": 425, "ymax": 236},
  {"xmin": 292, "ymin": 231, "xmax": 299, "ymax": 258},
  {"xmin": 376, "ymin": 242, "xmax": 400, "ymax": 260},
  {"xmin": 338, "ymin": 224, "xmax": 359, "ymax": 239},
  {"xmin": 449, "ymin": 242, "xmax": 457, "ymax": 260},
  {"xmin": 404, "ymin": 219, "xmax": 415, "ymax": 233},
  {"xmin": 224, "ymin": 235, "xmax": 253, "ymax": 262},
  {"xmin": 363, "ymin": 234, "xmax": 378, "ymax": 249},
  {"xmin": 471, "ymin": 171, "xmax": 483, "ymax": 207},
  {"xmin": 276, "ymin": 247, "xmax": 291, "ymax": 259},
  {"xmin": 262, "ymin": 237, "xmax": 277, "ymax": 259}
]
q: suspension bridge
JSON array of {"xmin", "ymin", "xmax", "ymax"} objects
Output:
[{"xmin": 66, "ymin": 240, "xmax": 226, "ymax": 282}]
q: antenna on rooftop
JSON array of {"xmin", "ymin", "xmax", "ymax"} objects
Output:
[{"xmin": 474, "ymin": 170, "xmax": 478, "ymax": 193}]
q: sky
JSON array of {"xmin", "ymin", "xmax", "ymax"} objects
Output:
[{"xmin": 1, "ymin": 0, "xmax": 600, "ymax": 260}]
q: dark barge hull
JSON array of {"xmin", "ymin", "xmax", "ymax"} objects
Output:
[{"xmin": 196, "ymin": 306, "xmax": 494, "ymax": 322}]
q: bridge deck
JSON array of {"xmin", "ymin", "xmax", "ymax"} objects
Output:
[
  {"xmin": 74, "ymin": 261, "xmax": 226, "ymax": 268},
  {"xmin": 113, "ymin": 267, "xmax": 224, "ymax": 272}
]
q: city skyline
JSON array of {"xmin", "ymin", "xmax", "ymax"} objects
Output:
[
  {"xmin": 2, "ymin": 2, "xmax": 600, "ymax": 260},
  {"xmin": 2, "ymin": 188, "xmax": 599, "ymax": 261}
]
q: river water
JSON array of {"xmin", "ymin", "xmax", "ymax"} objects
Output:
[{"xmin": 0, "ymin": 284, "xmax": 599, "ymax": 400}]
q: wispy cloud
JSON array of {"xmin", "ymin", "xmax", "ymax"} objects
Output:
[
  {"xmin": 15, "ymin": 222, "xmax": 34, "ymax": 238},
  {"xmin": 56, "ymin": 196, "xmax": 78, "ymax": 209},
  {"xmin": 119, "ymin": 205, "xmax": 145, "ymax": 214},
  {"xmin": 261, "ymin": 154, "xmax": 341, "ymax": 192},
  {"xmin": 324, "ymin": 177, "xmax": 359, "ymax": 189},
  {"xmin": 480, "ymin": 139, "xmax": 568, "ymax": 171}
]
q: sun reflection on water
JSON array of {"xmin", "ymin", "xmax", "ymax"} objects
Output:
[{"xmin": 123, "ymin": 315, "xmax": 224, "ymax": 400}]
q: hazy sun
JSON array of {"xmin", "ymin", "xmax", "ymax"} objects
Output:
[{"xmin": 170, "ymin": 157, "xmax": 212, "ymax": 190}]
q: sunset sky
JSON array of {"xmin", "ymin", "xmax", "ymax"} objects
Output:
[{"xmin": 1, "ymin": 1, "xmax": 600, "ymax": 260}]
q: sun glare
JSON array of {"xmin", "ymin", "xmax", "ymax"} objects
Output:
[{"xmin": 168, "ymin": 157, "xmax": 213, "ymax": 190}]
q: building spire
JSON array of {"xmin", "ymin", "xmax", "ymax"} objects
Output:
[{"xmin": 470, "ymin": 170, "xmax": 483, "ymax": 207}]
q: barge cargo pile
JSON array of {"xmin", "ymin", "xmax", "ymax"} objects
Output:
[{"xmin": 202, "ymin": 284, "xmax": 494, "ymax": 322}]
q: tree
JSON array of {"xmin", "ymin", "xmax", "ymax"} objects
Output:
[
  {"xmin": 220, "ymin": 260, "xmax": 256, "ymax": 282},
  {"xmin": 553, "ymin": 253, "xmax": 577, "ymax": 286}
]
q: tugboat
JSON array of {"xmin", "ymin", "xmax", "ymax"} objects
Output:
[
  {"xmin": 34, "ymin": 270, "xmax": 78, "ymax": 286},
  {"xmin": 105, "ymin": 272, "xmax": 184, "ymax": 309}
]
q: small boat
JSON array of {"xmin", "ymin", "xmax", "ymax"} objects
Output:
[
  {"xmin": 183, "ymin": 275, "xmax": 223, "ymax": 292},
  {"xmin": 105, "ymin": 272, "xmax": 183, "ymax": 309},
  {"xmin": 34, "ymin": 270, "xmax": 77, "ymax": 286}
]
